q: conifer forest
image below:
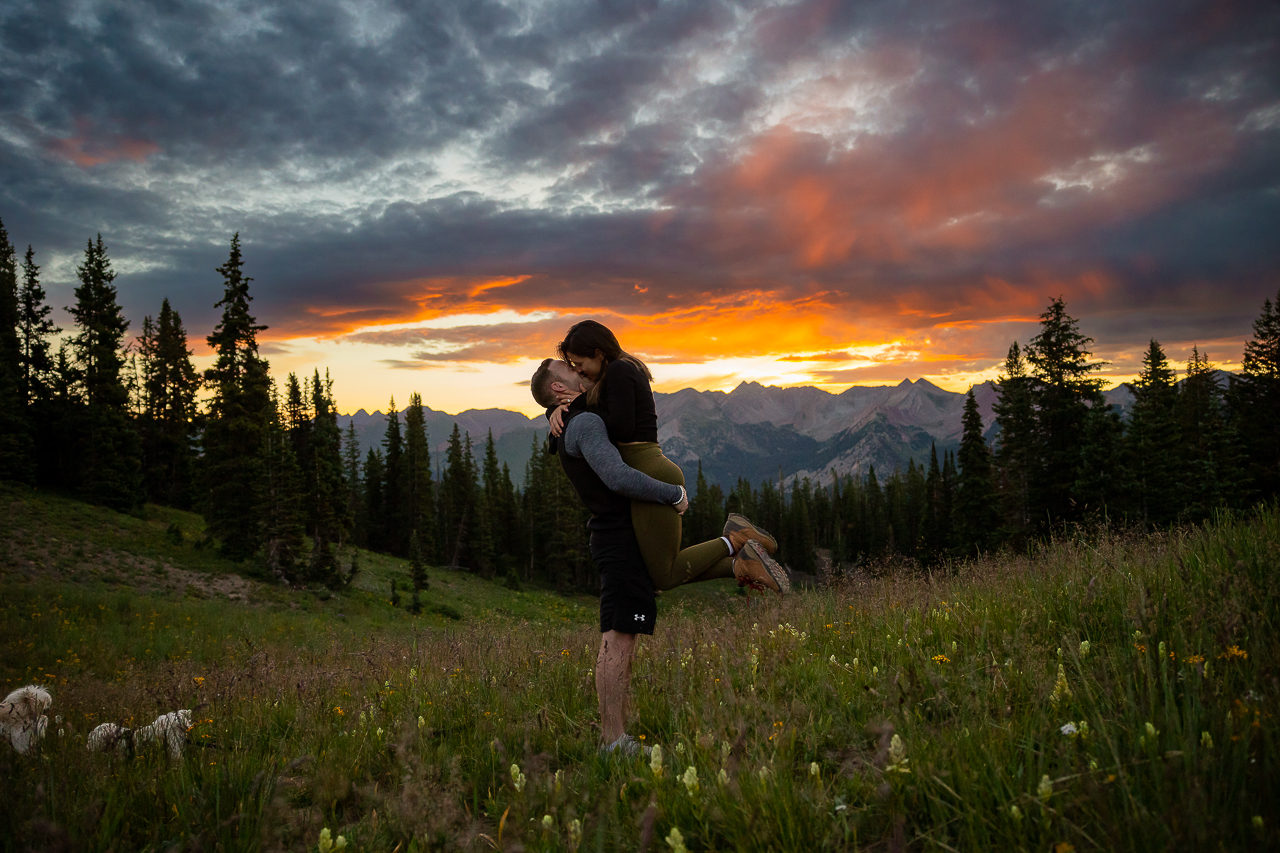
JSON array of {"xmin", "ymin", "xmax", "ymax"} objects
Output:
[{"xmin": 3, "ymin": 220, "xmax": 1279, "ymax": 590}]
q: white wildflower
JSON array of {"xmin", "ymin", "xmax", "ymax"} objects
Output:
[{"xmin": 682, "ymin": 766, "xmax": 699, "ymax": 794}]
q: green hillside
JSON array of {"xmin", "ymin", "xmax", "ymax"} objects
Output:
[{"xmin": 2, "ymin": 484, "xmax": 1277, "ymax": 852}]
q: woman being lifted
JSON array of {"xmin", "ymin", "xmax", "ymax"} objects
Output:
[{"xmin": 548, "ymin": 319, "xmax": 788, "ymax": 594}]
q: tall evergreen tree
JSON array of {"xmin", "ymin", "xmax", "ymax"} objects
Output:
[
  {"xmin": 1126, "ymin": 340, "xmax": 1179, "ymax": 524},
  {"xmin": 409, "ymin": 529, "xmax": 429, "ymax": 613},
  {"xmin": 1024, "ymin": 297, "xmax": 1105, "ymax": 525},
  {"xmin": 361, "ymin": 447, "xmax": 386, "ymax": 550},
  {"xmin": 1234, "ymin": 288, "xmax": 1280, "ymax": 499},
  {"xmin": 67, "ymin": 235, "xmax": 140, "ymax": 508},
  {"xmin": 201, "ymin": 233, "xmax": 272, "ymax": 559},
  {"xmin": 258, "ymin": 386, "xmax": 306, "ymax": 582},
  {"xmin": 381, "ymin": 397, "xmax": 405, "ymax": 554},
  {"xmin": 403, "ymin": 393, "xmax": 437, "ymax": 562},
  {"xmin": 136, "ymin": 299, "xmax": 199, "ymax": 507},
  {"xmin": 441, "ymin": 424, "xmax": 474, "ymax": 568},
  {"xmin": 17, "ymin": 245, "xmax": 58, "ymax": 407},
  {"xmin": 305, "ymin": 369, "xmax": 346, "ymax": 579},
  {"xmin": 1176, "ymin": 348, "xmax": 1243, "ymax": 520},
  {"xmin": 0, "ymin": 219, "xmax": 29, "ymax": 483},
  {"xmin": 342, "ymin": 420, "xmax": 362, "ymax": 540},
  {"xmin": 954, "ymin": 389, "xmax": 999, "ymax": 556},
  {"xmin": 993, "ymin": 341, "xmax": 1036, "ymax": 539}
]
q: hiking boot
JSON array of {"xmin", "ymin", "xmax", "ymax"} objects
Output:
[
  {"xmin": 724, "ymin": 513, "xmax": 778, "ymax": 555},
  {"xmin": 733, "ymin": 540, "xmax": 790, "ymax": 595}
]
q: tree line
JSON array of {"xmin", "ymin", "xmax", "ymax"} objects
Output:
[
  {"xmin": 677, "ymin": 295, "xmax": 1280, "ymax": 575},
  {"xmin": 3, "ymin": 217, "xmax": 1278, "ymax": 588}
]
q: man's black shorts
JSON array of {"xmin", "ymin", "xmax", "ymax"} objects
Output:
[{"xmin": 590, "ymin": 527, "xmax": 656, "ymax": 635}]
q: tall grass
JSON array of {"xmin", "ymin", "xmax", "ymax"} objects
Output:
[{"xmin": 2, "ymin": 505, "xmax": 1276, "ymax": 851}]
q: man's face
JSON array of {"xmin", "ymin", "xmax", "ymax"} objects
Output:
[{"xmin": 553, "ymin": 361, "xmax": 589, "ymax": 394}]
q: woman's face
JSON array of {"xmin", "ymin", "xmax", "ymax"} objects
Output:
[{"xmin": 566, "ymin": 349, "xmax": 605, "ymax": 381}]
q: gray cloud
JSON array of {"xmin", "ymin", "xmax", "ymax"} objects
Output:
[{"xmin": 0, "ymin": 0, "xmax": 1276, "ymax": 361}]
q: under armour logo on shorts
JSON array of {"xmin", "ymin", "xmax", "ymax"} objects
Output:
[{"xmin": 634, "ymin": 614, "xmax": 646, "ymax": 621}]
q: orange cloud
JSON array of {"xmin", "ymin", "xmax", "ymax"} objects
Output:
[{"xmin": 43, "ymin": 119, "xmax": 159, "ymax": 167}]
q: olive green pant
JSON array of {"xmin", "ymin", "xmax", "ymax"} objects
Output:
[{"xmin": 618, "ymin": 443, "xmax": 735, "ymax": 591}]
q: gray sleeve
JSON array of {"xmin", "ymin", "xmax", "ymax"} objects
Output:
[{"xmin": 563, "ymin": 414, "xmax": 684, "ymax": 505}]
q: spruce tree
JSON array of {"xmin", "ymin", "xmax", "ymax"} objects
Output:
[
  {"xmin": 1127, "ymin": 340, "xmax": 1179, "ymax": 524},
  {"xmin": 1176, "ymin": 348, "xmax": 1243, "ymax": 520},
  {"xmin": 201, "ymin": 233, "xmax": 272, "ymax": 559},
  {"xmin": 0, "ymin": 219, "xmax": 29, "ymax": 483},
  {"xmin": 381, "ymin": 397, "xmax": 405, "ymax": 554},
  {"xmin": 17, "ymin": 245, "xmax": 58, "ymax": 406},
  {"xmin": 361, "ymin": 447, "xmax": 386, "ymax": 550},
  {"xmin": 305, "ymin": 369, "xmax": 346, "ymax": 580},
  {"xmin": 1024, "ymin": 297, "xmax": 1105, "ymax": 525},
  {"xmin": 67, "ymin": 235, "xmax": 140, "ymax": 508},
  {"xmin": 441, "ymin": 424, "xmax": 472, "ymax": 568},
  {"xmin": 342, "ymin": 420, "xmax": 362, "ymax": 539},
  {"xmin": 136, "ymin": 298, "xmax": 198, "ymax": 507},
  {"xmin": 992, "ymin": 342, "xmax": 1036, "ymax": 538},
  {"xmin": 1234, "ymin": 288, "xmax": 1280, "ymax": 499},
  {"xmin": 403, "ymin": 393, "xmax": 437, "ymax": 561},
  {"xmin": 1073, "ymin": 398, "xmax": 1128, "ymax": 518},
  {"xmin": 258, "ymin": 386, "xmax": 306, "ymax": 582},
  {"xmin": 954, "ymin": 389, "xmax": 999, "ymax": 556}
]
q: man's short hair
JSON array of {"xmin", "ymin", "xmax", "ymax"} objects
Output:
[{"xmin": 530, "ymin": 358, "xmax": 560, "ymax": 408}]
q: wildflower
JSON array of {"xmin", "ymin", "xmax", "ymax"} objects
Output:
[
  {"xmin": 1079, "ymin": 640, "xmax": 1090, "ymax": 657},
  {"xmin": 872, "ymin": 666, "xmax": 879, "ymax": 676},
  {"xmin": 542, "ymin": 815, "xmax": 554, "ymax": 830},
  {"xmin": 333, "ymin": 706, "xmax": 344, "ymax": 716},
  {"xmin": 1201, "ymin": 731, "xmax": 1213, "ymax": 749},
  {"xmin": 720, "ymin": 741, "xmax": 731, "ymax": 759},
  {"xmin": 1135, "ymin": 644, "xmax": 1146, "ymax": 654},
  {"xmin": 193, "ymin": 676, "xmax": 205, "ymax": 686},
  {"xmin": 375, "ymin": 727, "xmax": 384, "ymax": 738},
  {"xmin": 675, "ymin": 742, "xmax": 685, "ymax": 754},
  {"xmin": 1158, "ymin": 641, "xmax": 1166, "ymax": 659},
  {"xmin": 1185, "ymin": 654, "xmax": 1204, "ymax": 665},
  {"xmin": 932, "ymin": 654, "xmax": 950, "ymax": 664},
  {"xmin": 951, "ymin": 641, "xmax": 957, "ymax": 653},
  {"xmin": 1057, "ymin": 647, "xmax": 1063, "ymax": 660},
  {"xmin": 1088, "ymin": 757, "xmax": 1098, "ymax": 771},
  {"xmin": 758, "ymin": 766, "xmax": 772, "ymax": 781},
  {"xmin": 568, "ymin": 818, "xmax": 583, "ymax": 848},
  {"xmin": 317, "ymin": 827, "xmax": 347, "ymax": 852},
  {"xmin": 1009, "ymin": 805, "xmax": 1023, "ymax": 822},
  {"xmin": 1049, "ymin": 664, "xmax": 1072, "ymax": 707},
  {"xmin": 510, "ymin": 763, "xmax": 526, "ymax": 793},
  {"xmin": 718, "ymin": 768, "xmax": 729, "ymax": 785},
  {"xmin": 1133, "ymin": 630, "xmax": 1143, "ymax": 640},
  {"xmin": 1220, "ymin": 645, "xmax": 1248, "ymax": 660},
  {"xmin": 418, "ymin": 716, "xmax": 425, "ymax": 729},
  {"xmin": 852, "ymin": 658, "xmax": 859, "ymax": 666},
  {"xmin": 554, "ymin": 769, "xmax": 563, "ymax": 792},
  {"xmin": 682, "ymin": 766, "xmax": 699, "ymax": 794},
  {"xmin": 1145, "ymin": 722, "xmax": 1157, "ymax": 738},
  {"xmin": 666, "ymin": 826, "xmax": 688, "ymax": 853},
  {"xmin": 829, "ymin": 655, "xmax": 838, "ymax": 664},
  {"xmin": 885, "ymin": 734, "xmax": 910, "ymax": 774},
  {"xmin": 1060, "ymin": 722, "xmax": 1078, "ymax": 737},
  {"xmin": 1078, "ymin": 720, "xmax": 1090, "ymax": 740},
  {"xmin": 810, "ymin": 762, "xmax": 820, "ymax": 779},
  {"xmin": 1037, "ymin": 775, "xmax": 1053, "ymax": 800},
  {"xmin": 650, "ymin": 743, "xmax": 664, "ymax": 777}
]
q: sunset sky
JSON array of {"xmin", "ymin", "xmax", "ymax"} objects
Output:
[{"xmin": 2, "ymin": 0, "xmax": 1277, "ymax": 417}]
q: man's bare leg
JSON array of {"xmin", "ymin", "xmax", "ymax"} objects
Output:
[{"xmin": 596, "ymin": 630, "xmax": 637, "ymax": 745}]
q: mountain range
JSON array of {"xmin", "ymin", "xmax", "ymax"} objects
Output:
[{"xmin": 339, "ymin": 380, "xmax": 1139, "ymax": 491}]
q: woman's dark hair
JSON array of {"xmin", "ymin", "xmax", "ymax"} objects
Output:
[{"xmin": 557, "ymin": 319, "xmax": 652, "ymax": 406}]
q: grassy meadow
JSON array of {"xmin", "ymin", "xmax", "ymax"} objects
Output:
[{"xmin": 1, "ymin": 482, "xmax": 1277, "ymax": 852}]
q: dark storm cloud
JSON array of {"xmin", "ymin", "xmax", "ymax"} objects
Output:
[{"xmin": 0, "ymin": 0, "xmax": 1277, "ymax": 362}]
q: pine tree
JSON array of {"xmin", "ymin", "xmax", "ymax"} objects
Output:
[
  {"xmin": 304, "ymin": 369, "xmax": 346, "ymax": 582},
  {"xmin": 67, "ymin": 235, "xmax": 140, "ymax": 508},
  {"xmin": 441, "ymin": 424, "xmax": 473, "ymax": 568},
  {"xmin": 1073, "ymin": 398, "xmax": 1128, "ymax": 518},
  {"xmin": 864, "ymin": 466, "xmax": 888, "ymax": 559},
  {"xmin": 342, "ymin": 420, "xmax": 362, "ymax": 539},
  {"xmin": 201, "ymin": 233, "xmax": 272, "ymax": 559},
  {"xmin": 17, "ymin": 245, "xmax": 58, "ymax": 406},
  {"xmin": 954, "ymin": 389, "xmax": 999, "ymax": 556},
  {"xmin": 0, "ymin": 218, "xmax": 29, "ymax": 483},
  {"xmin": 403, "ymin": 393, "xmax": 437, "ymax": 561},
  {"xmin": 1024, "ymin": 297, "xmax": 1106, "ymax": 525},
  {"xmin": 362, "ymin": 447, "xmax": 386, "ymax": 550},
  {"xmin": 1126, "ymin": 340, "xmax": 1179, "ymax": 524},
  {"xmin": 136, "ymin": 298, "xmax": 199, "ymax": 507},
  {"xmin": 1176, "ymin": 348, "xmax": 1243, "ymax": 520},
  {"xmin": 381, "ymin": 397, "xmax": 405, "ymax": 554},
  {"xmin": 1234, "ymin": 288, "xmax": 1280, "ymax": 499},
  {"xmin": 786, "ymin": 478, "xmax": 816, "ymax": 574},
  {"xmin": 992, "ymin": 342, "xmax": 1036, "ymax": 538},
  {"xmin": 409, "ymin": 529, "xmax": 429, "ymax": 596},
  {"xmin": 258, "ymin": 386, "xmax": 306, "ymax": 582}
]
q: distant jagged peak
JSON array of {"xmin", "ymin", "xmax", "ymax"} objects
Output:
[{"xmin": 896, "ymin": 377, "xmax": 913, "ymax": 387}]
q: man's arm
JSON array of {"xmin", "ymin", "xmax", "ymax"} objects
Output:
[{"xmin": 563, "ymin": 413, "xmax": 683, "ymax": 505}]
